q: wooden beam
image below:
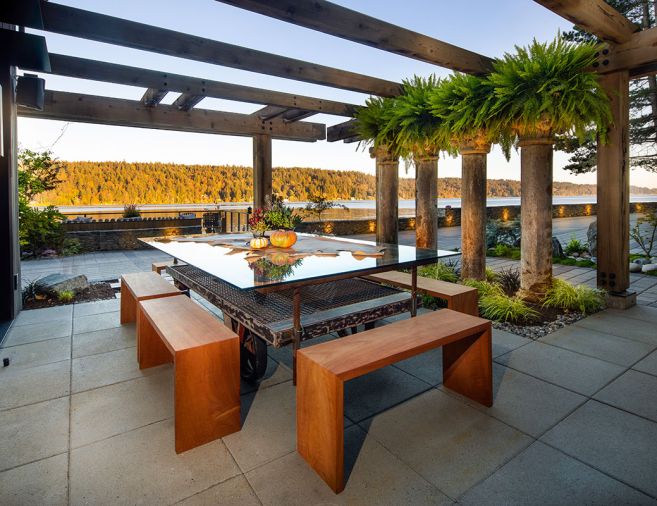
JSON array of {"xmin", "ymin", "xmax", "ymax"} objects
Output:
[
  {"xmin": 533, "ymin": 0, "xmax": 638, "ymax": 44},
  {"xmin": 282, "ymin": 109, "xmax": 316, "ymax": 122},
  {"xmin": 597, "ymin": 27, "xmax": 657, "ymax": 76},
  {"xmin": 253, "ymin": 134, "xmax": 272, "ymax": 209},
  {"xmin": 596, "ymin": 71, "xmax": 631, "ymax": 297},
  {"xmin": 327, "ymin": 119, "xmax": 359, "ymax": 142},
  {"xmin": 141, "ymin": 88, "xmax": 167, "ymax": 107},
  {"xmin": 252, "ymin": 105, "xmax": 288, "ymax": 120},
  {"xmin": 172, "ymin": 93, "xmax": 204, "ymax": 111},
  {"xmin": 18, "ymin": 90, "xmax": 326, "ymax": 142},
  {"xmin": 39, "ymin": 2, "xmax": 401, "ymax": 97},
  {"xmin": 215, "ymin": 0, "xmax": 494, "ymax": 75},
  {"xmin": 48, "ymin": 53, "xmax": 358, "ymax": 117}
]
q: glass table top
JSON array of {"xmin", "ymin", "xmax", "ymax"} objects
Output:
[{"xmin": 141, "ymin": 233, "xmax": 460, "ymax": 290}]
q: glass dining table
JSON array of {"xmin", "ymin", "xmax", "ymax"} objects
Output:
[{"xmin": 141, "ymin": 232, "xmax": 460, "ymax": 382}]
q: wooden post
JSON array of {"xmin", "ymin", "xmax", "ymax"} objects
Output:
[
  {"xmin": 460, "ymin": 143, "xmax": 490, "ymax": 280},
  {"xmin": 414, "ymin": 156, "xmax": 438, "ymax": 249},
  {"xmin": 252, "ymin": 134, "xmax": 272, "ymax": 209},
  {"xmin": 597, "ymin": 71, "xmax": 635, "ymax": 308},
  {"xmin": 372, "ymin": 146, "xmax": 399, "ymax": 244},
  {"xmin": 518, "ymin": 136, "xmax": 554, "ymax": 302},
  {"xmin": 0, "ymin": 60, "xmax": 21, "ymax": 321}
]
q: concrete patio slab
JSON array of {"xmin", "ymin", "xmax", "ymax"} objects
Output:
[
  {"xmin": 245, "ymin": 425, "xmax": 452, "ymax": 506},
  {"xmin": 363, "ymin": 388, "xmax": 532, "ymax": 498},
  {"xmin": 491, "ymin": 328, "xmax": 531, "ymax": 358},
  {"xmin": 441, "ymin": 363, "xmax": 586, "ymax": 437},
  {"xmin": 71, "ymin": 369, "xmax": 173, "ymax": 448},
  {"xmin": 3, "ymin": 320, "xmax": 72, "ymax": 347},
  {"xmin": 72, "ymin": 324, "xmax": 135, "ymax": 358},
  {"xmin": 460, "ymin": 441, "xmax": 653, "ymax": 505},
  {"xmin": 634, "ymin": 349, "xmax": 657, "ymax": 376},
  {"xmin": 69, "ymin": 419, "xmax": 240, "ymax": 505},
  {"xmin": 0, "ymin": 336, "xmax": 70, "ymax": 369},
  {"xmin": 72, "ymin": 298, "xmax": 120, "ymax": 317},
  {"xmin": 541, "ymin": 325, "xmax": 656, "ymax": 367},
  {"xmin": 0, "ymin": 397, "xmax": 69, "ymax": 472},
  {"xmin": 12, "ymin": 304, "xmax": 73, "ymax": 327},
  {"xmin": 73, "ymin": 311, "xmax": 121, "ymax": 334},
  {"xmin": 594, "ymin": 369, "xmax": 657, "ymax": 423},
  {"xmin": 606, "ymin": 305, "xmax": 657, "ymax": 323},
  {"xmin": 393, "ymin": 347, "xmax": 443, "ymax": 386},
  {"xmin": 0, "ymin": 360, "xmax": 70, "ymax": 410},
  {"xmin": 223, "ymin": 382, "xmax": 297, "ymax": 472},
  {"xmin": 72, "ymin": 347, "xmax": 168, "ymax": 393},
  {"xmin": 542, "ymin": 400, "xmax": 657, "ymax": 498},
  {"xmin": 344, "ymin": 365, "xmax": 432, "ymax": 422},
  {"xmin": 495, "ymin": 341, "xmax": 625, "ymax": 396},
  {"xmin": 574, "ymin": 313, "xmax": 657, "ymax": 345},
  {"xmin": 178, "ymin": 475, "xmax": 261, "ymax": 506},
  {"xmin": 0, "ymin": 453, "xmax": 68, "ymax": 506}
]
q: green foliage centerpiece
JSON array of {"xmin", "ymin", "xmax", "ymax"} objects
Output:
[{"xmin": 264, "ymin": 195, "xmax": 302, "ymax": 248}]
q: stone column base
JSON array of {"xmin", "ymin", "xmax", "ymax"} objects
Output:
[{"xmin": 606, "ymin": 290, "xmax": 637, "ymax": 310}]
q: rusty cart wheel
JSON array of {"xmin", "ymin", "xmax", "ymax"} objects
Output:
[{"xmin": 240, "ymin": 330, "xmax": 268, "ymax": 383}]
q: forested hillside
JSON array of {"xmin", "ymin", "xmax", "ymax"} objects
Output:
[{"xmin": 35, "ymin": 161, "xmax": 657, "ymax": 205}]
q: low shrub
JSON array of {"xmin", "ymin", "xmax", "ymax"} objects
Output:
[
  {"xmin": 542, "ymin": 278, "xmax": 605, "ymax": 314},
  {"xmin": 564, "ymin": 236, "xmax": 588, "ymax": 256},
  {"xmin": 57, "ymin": 290, "xmax": 75, "ymax": 303},
  {"xmin": 122, "ymin": 204, "xmax": 141, "ymax": 218},
  {"xmin": 22, "ymin": 278, "xmax": 46, "ymax": 304},
  {"xmin": 19, "ymin": 205, "xmax": 65, "ymax": 256},
  {"xmin": 61, "ymin": 238, "xmax": 82, "ymax": 256},
  {"xmin": 418, "ymin": 261, "xmax": 459, "ymax": 283},
  {"xmin": 479, "ymin": 294, "xmax": 539, "ymax": 323},
  {"xmin": 497, "ymin": 267, "xmax": 521, "ymax": 295}
]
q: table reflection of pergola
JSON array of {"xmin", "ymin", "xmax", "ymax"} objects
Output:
[{"xmin": 1, "ymin": 0, "xmax": 655, "ymax": 320}]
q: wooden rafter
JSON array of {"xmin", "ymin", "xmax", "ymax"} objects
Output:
[
  {"xmin": 141, "ymin": 88, "xmax": 167, "ymax": 107},
  {"xmin": 533, "ymin": 0, "xmax": 638, "ymax": 44},
  {"xmin": 252, "ymin": 105, "xmax": 288, "ymax": 120},
  {"xmin": 215, "ymin": 0, "xmax": 494, "ymax": 75},
  {"xmin": 282, "ymin": 109, "xmax": 315, "ymax": 122},
  {"xmin": 18, "ymin": 90, "xmax": 326, "ymax": 142},
  {"xmin": 598, "ymin": 27, "xmax": 657, "ymax": 77},
  {"xmin": 47, "ymin": 54, "xmax": 358, "ymax": 117},
  {"xmin": 327, "ymin": 119, "xmax": 358, "ymax": 142},
  {"xmin": 172, "ymin": 93, "xmax": 204, "ymax": 111},
  {"xmin": 38, "ymin": 2, "xmax": 401, "ymax": 97}
]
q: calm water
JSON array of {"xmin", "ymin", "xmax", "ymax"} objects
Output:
[{"xmin": 57, "ymin": 195, "xmax": 657, "ymax": 220}]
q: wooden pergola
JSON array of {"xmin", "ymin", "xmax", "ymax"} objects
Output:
[{"xmin": 1, "ymin": 0, "xmax": 656, "ymax": 320}]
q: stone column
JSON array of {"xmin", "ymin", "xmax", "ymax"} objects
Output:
[
  {"xmin": 372, "ymin": 146, "xmax": 399, "ymax": 244},
  {"xmin": 597, "ymin": 71, "xmax": 634, "ymax": 308},
  {"xmin": 518, "ymin": 136, "xmax": 554, "ymax": 302},
  {"xmin": 252, "ymin": 134, "xmax": 272, "ymax": 209},
  {"xmin": 460, "ymin": 143, "xmax": 490, "ymax": 280},
  {"xmin": 414, "ymin": 155, "xmax": 438, "ymax": 249}
]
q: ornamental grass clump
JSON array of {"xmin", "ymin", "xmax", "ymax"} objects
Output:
[
  {"xmin": 542, "ymin": 278, "xmax": 605, "ymax": 314},
  {"xmin": 462, "ymin": 279, "xmax": 504, "ymax": 298},
  {"xmin": 418, "ymin": 261, "xmax": 459, "ymax": 283},
  {"xmin": 479, "ymin": 294, "xmax": 540, "ymax": 323}
]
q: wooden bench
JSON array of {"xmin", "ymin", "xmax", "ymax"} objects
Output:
[
  {"xmin": 363, "ymin": 271, "xmax": 479, "ymax": 316},
  {"xmin": 120, "ymin": 272, "xmax": 181, "ymax": 324},
  {"xmin": 152, "ymin": 260, "xmax": 176, "ymax": 275},
  {"xmin": 137, "ymin": 294, "xmax": 241, "ymax": 453},
  {"xmin": 296, "ymin": 309, "xmax": 492, "ymax": 493}
]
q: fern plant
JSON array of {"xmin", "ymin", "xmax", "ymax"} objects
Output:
[
  {"xmin": 353, "ymin": 96, "xmax": 404, "ymax": 156},
  {"xmin": 542, "ymin": 278, "xmax": 605, "ymax": 314},
  {"xmin": 487, "ymin": 37, "xmax": 612, "ymax": 141}
]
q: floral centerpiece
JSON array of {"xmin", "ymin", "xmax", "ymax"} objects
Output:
[
  {"xmin": 264, "ymin": 195, "xmax": 302, "ymax": 248},
  {"xmin": 248, "ymin": 207, "xmax": 269, "ymax": 249}
]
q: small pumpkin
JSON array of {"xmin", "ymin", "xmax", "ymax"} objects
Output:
[
  {"xmin": 268, "ymin": 252, "xmax": 290, "ymax": 266},
  {"xmin": 270, "ymin": 229, "xmax": 297, "ymax": 249},
  {"xmin": 250, "ymin": 237, "xmax": 269, "ymax": 249}
]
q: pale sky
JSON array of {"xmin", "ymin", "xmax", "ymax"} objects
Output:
[{"xmin": 18, "ymin": 0, "xmax": 657, "ymax": 189}]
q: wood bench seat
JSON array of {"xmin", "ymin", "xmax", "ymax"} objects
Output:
[
  {"xmin": 363, "ymin": 271, "xmax": 478, "ymax": 316},
  {"xmin": 120, "ymin": 272, "xmax": 181, "ymax": 324},
  {"xmin": 296, "ymin": 309, "xmax": 492, "ymax": 493},
  {"xmin": 137, "ymin": 294, "xmax": 240, "ymax": 453},
  {"xmin": 152, "ymin": 259, "xmax": 184, "ymax": 274}
]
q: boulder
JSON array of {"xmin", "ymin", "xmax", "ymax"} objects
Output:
[
  {"xmin": 587, "ymin": 221, "xmax": 597, "ymax": 256},
  {"xmin": 552, "ymin": 237, "xmax": 564, "ymax": 258},
  {"xmin": 629, "ymin": 263, "xmax": 642, "ymax": 273},
  {"xmin": 40, "ymin": 273, "xmax": 89, "ymax": 294},
  {"xmin": 634, "ymin": 257, "xmax": 649, "ymax": 265},
  {"xmin": 641, "ymin": 263, "xmax": 657, "ymax": 273}
]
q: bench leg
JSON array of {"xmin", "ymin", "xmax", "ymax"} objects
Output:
[
  {"xmin": 174, "ymin": 339, "xmax": 241, "ymax": 453},
  {"xmin": 297, "ymin": 353, "xmax": 345, "ymax": 493},
  {"xmin": 120, "ymin": 282, "xmax": 136, "ymax": 324},
  {"xmin": 442, "ymin": 324, "xmax": 493, "ymax": 407},
  {"xmin": 137, "ymin": 306, "xmax": 173, "ymax": 369},
  {"xmin": 448, "ymin": 291, "xmax": 479, "ymax": 317}
]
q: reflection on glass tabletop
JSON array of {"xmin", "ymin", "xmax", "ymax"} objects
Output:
[{"xmin": 141, "ymin": 233, "xmax": 459, "ymax": 290}]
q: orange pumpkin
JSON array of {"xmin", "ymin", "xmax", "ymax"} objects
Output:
[
  {"xmin": 268, "ymin": 252, "xmax": 290, "ymax": 266},
  {"xmin": 249, "ymin": 237, "xmax": 269, "ymax": 249},
  {"xmin": 270, "ymin": 229, "xmax": 297, "ymax": 248}
]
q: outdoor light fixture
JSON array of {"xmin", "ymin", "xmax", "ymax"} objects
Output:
[{"xmin": 16, "ymin": 73, "xmax": 45, "ymax": 111}]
